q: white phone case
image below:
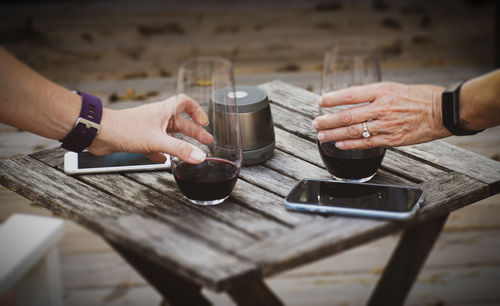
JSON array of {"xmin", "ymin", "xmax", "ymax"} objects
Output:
[{"xmin": 63, "ymin": 152, "xmax": 170, "ymax": 175}]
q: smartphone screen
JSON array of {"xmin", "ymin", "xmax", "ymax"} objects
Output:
[
  {"xmin": 78, "ymin": 152, "xmax": 159, "ymax": 168},
  {"xmin": 286, "ymin": 180, "xmax": 423, "ymax": 213}
]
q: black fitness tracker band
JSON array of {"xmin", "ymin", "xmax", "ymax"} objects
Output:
[{"xmin": 441, "ymin": 81, "xmax": 484, "ymax": 136}]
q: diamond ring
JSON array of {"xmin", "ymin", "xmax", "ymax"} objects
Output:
[{"xmin": 362, "ymin": 122, "xmax": 371, "ymax": 138}]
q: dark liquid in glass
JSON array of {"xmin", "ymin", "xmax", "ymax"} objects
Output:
[
  {"xmin": 318, "ymin": 141, "xmax": 386, "ymax": 180},
  {"xmin": 173, "ymin": 158, "xmax": 239, "ymax": 201}
]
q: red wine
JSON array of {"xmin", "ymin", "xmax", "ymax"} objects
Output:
[
  {"xmin": 173, "ymin": 158, "xmax": 239, "ymax": 201},
  {"xmin": 318, "ymin": 141, "xmax": 385, "ymax": 180}
]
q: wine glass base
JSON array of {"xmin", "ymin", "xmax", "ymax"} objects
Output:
[
  {"xmin": 331, "ymin": 172, "xmax": 376, "ymax": 183},
  {"xmin": 185, "ymin": 196, "xmax": 229, "ymax": 206}
]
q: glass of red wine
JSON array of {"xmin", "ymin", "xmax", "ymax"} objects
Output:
[
  {"xmin": 172, "ymin": 56, "xmax": 242, "ymax": 205},
  {"xmin": 318, "ymin": 41, "xmax": 386, "ymax": 183}
]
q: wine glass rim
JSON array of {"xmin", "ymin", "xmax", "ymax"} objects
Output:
[{"xmin": 179, "ymin": 56, "xmax": 233, "ymax": 72}]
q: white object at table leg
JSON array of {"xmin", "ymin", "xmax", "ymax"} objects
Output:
[{"xmin": 0, "ymin": 213, "xmax": 64, "ymax": 306}]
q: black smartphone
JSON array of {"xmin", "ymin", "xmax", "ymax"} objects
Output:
[{"xmin": 284, "ymin": 179, "xmax": 424, "ymax": 220}]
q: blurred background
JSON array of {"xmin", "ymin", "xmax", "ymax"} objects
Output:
[
  {"xmin": 0, "ymin": 0, "xmax": 496, "ymax": 82},
  {"xmin": 1, "ymin": 0, "xmax": 499, "ymax": 305}
]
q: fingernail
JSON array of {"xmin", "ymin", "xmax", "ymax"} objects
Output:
[
  {"xmin": 317, "ymin": 132, "xmax": 325, "ymax": 141},
  {"xmin": 312, "ymin": 120, "xmax": 319, "ymax": 129},
  {"xmin": 335, "ymin": 142, "xmax": 344, "ymax": 149},
  {"xmin": 316, "ymin": 97, "xmax": 323, "ymax": 106},
  {"xmin": 190, "ymin": 149, "xmax": 206, "ymax": 162}
]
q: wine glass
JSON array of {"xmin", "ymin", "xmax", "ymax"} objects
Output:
[
  {"xmin": 318, "ymin": 41, "xmax": 386, "ymax": 183},
  {"xmin": 171, "ymin": 56, "xmax": 242, "ymax": 205}
]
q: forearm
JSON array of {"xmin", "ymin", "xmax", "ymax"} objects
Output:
[
  {"xmin": 459, "ymin": 69, "xmax": 500, "ymax": 131},
  {"xmin": 0, "ymin": 47, "xmax": 80, "ymax": 140}
]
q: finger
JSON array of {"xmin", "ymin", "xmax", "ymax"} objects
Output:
[
  {"xmin": 313, "ymin": 104, "xmax": 377, "ymax": 130},
  {"xmin": 173, "ymin": 116, "xmax": 214, "ymax": 145},
  {"xmin": 175, "ymin": 94, "xmax": 209, "ymax": 126},
  {"xmin": 160, "ymin": 135, "xmax": 206, "ymax": 164},
  {"xmin": 334, "ymin": 134, "xmax": 389, "ymax": 150},
  {"xmin": 317, "ymin": 120, "xmax": 386, "ymax": 143},
  {"xmin": 145, "ymin": 152, "xmax": 168, "ymax": 163},
  {"xmin": 319, "ymin": 83, "xmax": 383, "ymax": 108}
]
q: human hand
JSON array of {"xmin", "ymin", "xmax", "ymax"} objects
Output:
[
  {"xmin": 312, "ymin": 82, "xmax": 451, "ymax": 150},
  {"xmin": 88, "ymin": 94, "xmax": 214, "ymax": 163}
]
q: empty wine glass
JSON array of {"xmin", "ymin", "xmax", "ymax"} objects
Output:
[
  {"xmin": 318, "ymin": 41, "xmax": 386, "ymax": 182},
  {"xmin": 171, "ymin": 56, "xmax": 242, "ymax": 205}
]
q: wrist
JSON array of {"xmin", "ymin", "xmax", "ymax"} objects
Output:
[
  {"xmin": 87, "ymin": 108, "xmax": 118, "ymax": 155},
  {"xmin": 441, "ymin": 81, "xmax": 484, "ymax": 136},
  {"xmin": 431, "ymin": 85, "xmax": 451, "ymax": 137}
]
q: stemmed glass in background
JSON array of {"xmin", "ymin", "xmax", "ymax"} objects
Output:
[
  {"xmin": 171, "ymin": 56, "xmax": 242, "ymax": 205},
  {"xmin": 318, "ymin": 42, "xmax": 386, "ymax": 182}
]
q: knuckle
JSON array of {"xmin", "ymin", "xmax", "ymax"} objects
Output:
[
  {"xmin": 340, "ymin": 111, "xmax": 353, "ymax": 124},
  {"xmin": 347, "ymin": 124, "xmax": 360, "ymax": 138},
  {"xmin": 378, "ymin": 82, "xmax": 397, "ymax": 93},
  {"xmin": 362, "ymin": 137, "xmax": 375, "ymax": 148},
  {"xmin": 388, "ymin": 133, "xmax": 404, "ymax": 146}
]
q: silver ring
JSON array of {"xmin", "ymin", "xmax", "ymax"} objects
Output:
[{"xmin": 362, "ymin": 122, "xmax": 371, "ymax": 138}]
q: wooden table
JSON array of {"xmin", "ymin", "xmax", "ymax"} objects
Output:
[{"xmin": 1, "ymin": 81, "xmax": 499, "ymax": 306}]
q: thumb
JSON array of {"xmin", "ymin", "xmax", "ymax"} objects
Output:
[{"xmin": 162, "ymin": 136, "xmax": 206, "ymax": 164}]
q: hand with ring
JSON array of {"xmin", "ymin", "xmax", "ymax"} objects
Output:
[{"xmin": 312, "ymin": 82, "xmax": 452, "ymax": 150}]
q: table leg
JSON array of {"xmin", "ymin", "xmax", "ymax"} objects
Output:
[
  {"xmin": 227, "ymin": 279, "xmax": 284, "ymax": 306},
  {"xmin": 368, "ymin": 213, "xmax": 449, "ymax": 306},
  {"xmin": 109, "ymin": 242, "xmax": 211, "ymax": 306}
]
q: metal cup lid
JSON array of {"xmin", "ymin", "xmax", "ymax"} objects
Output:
[{"xmin": 211, "ymin": 85, "xmax": 269, "ymax": 113}]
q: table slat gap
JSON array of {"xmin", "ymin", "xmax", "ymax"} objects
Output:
[
  {"xmin": 396, "ymin": 140, "xmax": 500, "ymax": 187},
  {"xmin": 125, "ymin": 171, "xmax": 292, "ymax": 239},
  {"xmin": 48, "ymin": 155, "xmax": 267, "ymax": 245},
  {"xmin": 59, "ymin": 167, "xmax": 265, "ymax": 250},
  {"xmin": 0, "ymin": 156, "xmax": 261, "ymax": 291},
  {"xmin": 235, "ymin": 172, "xmax": 489, "ymax": 278}
]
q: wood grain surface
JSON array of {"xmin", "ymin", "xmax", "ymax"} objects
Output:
[{"xmin": 1, "ymin": 80, "xmax": 499, "ymax": 300}]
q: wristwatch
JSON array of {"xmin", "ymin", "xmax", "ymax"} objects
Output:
[
  {"xmin": 60, "ymin": 91, "xmax": 103, "ymax": 152},
  {"xmin": 441, "ymin": 81, "xmax": 484, "ymax": 136}
]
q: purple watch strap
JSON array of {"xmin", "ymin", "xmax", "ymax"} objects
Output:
[{"xmin": 61, "ymin": 91, "xmax": 103, "ymax": 152}]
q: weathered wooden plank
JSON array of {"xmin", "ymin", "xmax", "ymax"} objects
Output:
[
  {"xmin": 66, "ymin": 172, "xmax": 258, "ymax": 250},
  {"xmin": 413, "ymin": 173, "xmax": 490, "ymax": 222},
  {"xmin": 269, "ymin": 102, "xmax": 318, "ymax": 141},
  {"xmin": 236, "ymin": 173, "xmax": 487, "ymax": 277},
  {"xmin": 0, "ymin": 156, "xmax": 130, "ymax": 219},
  {"xmin": 239, "ymin": 216, "xmax": 391, "ymax": 277},
  {"xmin": 0, "ymin": 156, "xmax": 259, "ymax": 292},
  {"xmin": 231, "ymin": 179, "xmax": 320, "ymax": 226},
  {"xmin": 125, "ymin": 171, "xmax": 290, "ymax": 239},
  {"xmin": 396, "ymin": 140, "xmax": 500, "ymax": 188},
  {"xmin": 30, "ymin": 147, "xmax": 66, "ymax": 167},
  {"xmin": 109, "ymin": 214, "xmax": 259, "ymax": 292},
  {"xmin": 31, "ymin": 144, "xmax": 318, "ymax": 237},
  {"xmin": 239, "ymin": 165, "xmax": 297, "ymax": 197},
  {"xmin": 260, "ymin": 80, "xmax": 318, "ymax": 117}
]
